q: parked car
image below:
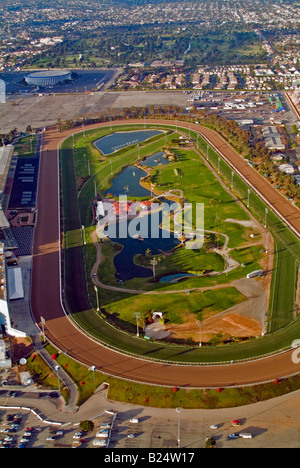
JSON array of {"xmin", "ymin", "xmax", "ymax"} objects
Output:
[
  {"xmin": 239, "ymin": 433, "xmax": 253, "ymax": 439},
  {"xmin": 96, "ymin": 429, "xmax": 109, "ymax": 439},
  {"xmin": 100, "ymin": 423, "xmax": 111, "ymax": 429},
  {"xmin": 229, "ymin": 433, "xmax": 240, "ymax": 439},
  {"xmin": 232, "ymin": 420, "xmax": 241, "ymax": 426},
  {"xmin": 93, "ymin": 438, "xmax": 108, "ymax": 447}
]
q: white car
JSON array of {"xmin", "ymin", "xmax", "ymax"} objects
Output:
[
  {"xmin": 47, "ymin": 436, "xmax": 55, "ymax": 441},
  {"xmin": 100, "ymin": 423, "xmax": 111, "ymax": 429},
  {"xmin": 93, "ymin": 438, "xmax": 108, "ymax": 447},
  {"xmin": 73, "ymin": 432, "xmax": 83, "ymax": 439}
]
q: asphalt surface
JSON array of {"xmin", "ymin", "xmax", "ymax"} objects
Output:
[
  {"xmin": 2, "ymin": 386, "xmax": 300, "ymax": 448},
  {"xmin": 30, "ymin": 119, "xmax": 300, "ymax": 388}
]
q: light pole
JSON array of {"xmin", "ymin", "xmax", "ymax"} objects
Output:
[
  {"xmin": 247, "ymin": 189, "xmax": 251, "ymax": 208},
  {"xmin": 265, "ymin": 207, "xmax": 268, "ymax": 228},
  {"xmin": 231, "ymin": 171, "xmax": 234, "ymax": 189},
  {"xmin": 175, "ymin": 407, "xmax": 182, "ymax": 448},
  {"xmin": 197, "ymin": 320, "xmax": 202, "ymax": 347},
  {"xmin": 135, "ymin": 313, "xmax": 141, "ymax": 337},
  {"xmin": 40, "ymin": 316, "xmax": 46, "ymax": 342},
  {"xmin": 54, "ymin": 365, "xmax": 60, "ymax": 392},
  {"xmin": 94, "ymin": 285, "xmax": 100, "ymax": 311},
  {"xmin": 82, "ymin": 225, "xmax": 86, "ymax": 245},
  {"xmin": 150, "ymin": 258, "xmax": 158, "ymax": 279},
  {"xmin": 90, "ymin": 365, "xmax": 96, "ymax": 390}
]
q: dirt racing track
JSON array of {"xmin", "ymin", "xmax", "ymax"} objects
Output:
[{"xmin": 30, "ymin": 119, "xmax": 300, "ymax": 388}]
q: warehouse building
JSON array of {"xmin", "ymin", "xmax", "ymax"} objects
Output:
[{"xmin": 262, "ymin": 126, "xmax": 286, "ymax": 151}]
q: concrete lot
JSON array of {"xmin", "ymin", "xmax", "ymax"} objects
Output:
[
  {"xmin": 1, "ymin": 89, "xmax": 297, "ymax": 135},
  {"xmin": 0, "ymin": 90, "xmax": 298, "ymax": 165},
  {"xmin": 1, "ymin": 386, "xmax": 300, "ymax": 448},
  {"xmin": 0, "ymin": 91, "xmax": 190, "ymax": 134}
]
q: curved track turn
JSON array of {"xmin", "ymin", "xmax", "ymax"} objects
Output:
[{"xmin": 30, "ymin": 120, "xmax": 300, "ymax": 388}]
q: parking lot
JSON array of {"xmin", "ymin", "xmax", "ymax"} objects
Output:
[
  {"xmin": 1, "ymin": 385, "xmax": 300, "ymax": 448},
  {"xmin": 0, "ymin": 405, "xmax": 116, "ymax": 449}
]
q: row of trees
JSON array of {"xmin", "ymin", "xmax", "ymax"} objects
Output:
[
  {"xmin": 0, "ymin": 128, "xmax": 18, "ymax": 146},
  {"xmin": 197, "ymin": 111, "xmax": 300, "ymax": 204},
  {"xmin": 56, "ymin": 106, "xmax": 300, "ymax": 206}
]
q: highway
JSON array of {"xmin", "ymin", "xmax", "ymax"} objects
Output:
[{"xmin": 30, "ymin": 119, "xmax": 300, "ymax": 388}]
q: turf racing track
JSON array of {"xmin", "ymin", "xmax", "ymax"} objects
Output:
[{"xmin": 31, "ymin": 119, "xmax": 300, "ymax": 388}]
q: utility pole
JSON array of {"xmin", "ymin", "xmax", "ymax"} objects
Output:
[
  {"xmin": 135, "ymin": 313, "xmax": 141, "ymax": 337},
  {"xmin": 94, "ymin": 285, "xmax": 99, "ymax": 311},
  {"xmin": 150, "ymin": 258, "xmax": 158, "ymax": 279}
]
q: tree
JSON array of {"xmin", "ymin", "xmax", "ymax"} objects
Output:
[
  {"xmin": 80, "ymin": 420, "xmax": 94, "ymax": 432},
  {"xmin": 205, "ymin": 437, "xmax": 216, "ymax": 448}
]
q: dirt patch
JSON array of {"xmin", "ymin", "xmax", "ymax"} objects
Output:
[
  {"xmin": 165, "ymin": 312, "xmax": 261, "ymax": 344},
  {"xmin": 165, "ymin": 314, "xmax": 200, "ymax": 342},
  {"xmin": 201, "ymin": 312, "xmax": 261, "ymax": 341}
]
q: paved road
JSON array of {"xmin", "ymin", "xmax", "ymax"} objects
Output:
[
  {"xmin": 2, "ymin": 387, "xmax": 300, "ymax": 448},
  {"xmin": 30, "ymin": 119, "xmax": 300, "ymax": 388}
]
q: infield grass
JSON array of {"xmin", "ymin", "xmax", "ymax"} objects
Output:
[{"xmin": 59, "ymin": 122, "xmax": 300, "ymax": 364}]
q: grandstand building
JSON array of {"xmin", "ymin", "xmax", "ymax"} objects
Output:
[
  {"xmin": 0, "ymin": 145, "xmax": 14, "ymax": 228},
  {"xmin": 25, "ymin": 69, "xmax": 72, "ymax": 87}
]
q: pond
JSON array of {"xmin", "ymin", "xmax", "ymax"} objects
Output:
[
  {"xmin": 159, "ymin": 273, "xmax": 197, "ymax": 283},
  {"xmin": 105, "ymin": 165, "xmax": 150, "ymax": 198},
  {"xmin": 94, "ymin": 130, "xmax": 164, "ymax": 155},
  {"xmin": 111, "ymin": 216, "xmax": 180, "ymax": 281},
  {"xmin": 103, "ymin": 147, "xmax": 179, "ymax": 281},
  {"xmin": 105, "ymin": 152, "xmax": 170, "ymax": 198},
  {"xmin": 141, "ymin": 151, "xmax": 170, "ymax": 167}
]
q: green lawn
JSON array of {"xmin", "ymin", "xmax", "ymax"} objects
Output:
[
  {"xmin": 152, "ymin": 148, "xmax": 251, "ymax": 246},
  {"xmin": 58, "ymin": 121, "xmax": 300, "ymax": 364},
  {"xmin": 269, "ymin": 240, "xmax": 297, "ymax": 333},
  {"xmin": 14, "ymin": 135, "xmax": 37, "ymax": 158},
  {"xmin": 104, "ymin": 287, "xmax": 245, "ymax": 331}
]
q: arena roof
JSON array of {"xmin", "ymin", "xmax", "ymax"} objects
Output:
[{"xmin": 25, "ymin": 69, "xmax": 71, "ymax": 79}]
